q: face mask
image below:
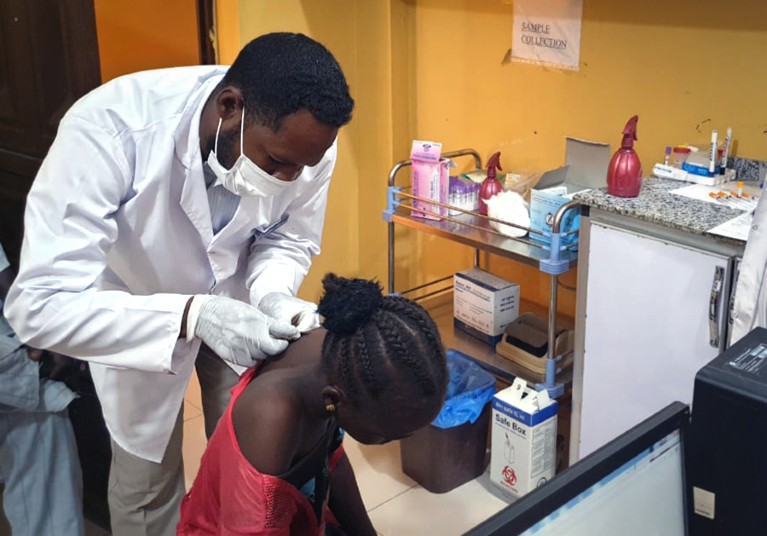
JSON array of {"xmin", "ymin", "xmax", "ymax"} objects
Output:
[{"xmin": 206, "ymin": 107, "xmax": 290, "ymax": 197}]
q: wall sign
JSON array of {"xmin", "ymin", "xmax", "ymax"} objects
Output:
[{"xmin": 512, "ymin": 0, "xmax": 583, "ymax": 71}]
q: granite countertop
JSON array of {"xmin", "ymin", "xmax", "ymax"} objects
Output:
[{"xmin": 574, "ymin": 177, "xmax": 749, "ymax": 245}]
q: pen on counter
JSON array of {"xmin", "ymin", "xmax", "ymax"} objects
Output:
[
  {"xmin": 708, "ymin": 130, "xmax": 718, "ymax": 176},
  {"xmin": 720, "ymin": 127, "xmax": 732, "ymax": 175}
]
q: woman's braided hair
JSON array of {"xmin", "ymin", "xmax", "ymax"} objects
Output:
[{"xmin": 318, "ymin": 273, "xmax": 447, "ymax": 407}]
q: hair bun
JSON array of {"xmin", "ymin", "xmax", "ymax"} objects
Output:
[{"xmin": 318, "ymin": 273, "xmax": 384, "ymax": 335}]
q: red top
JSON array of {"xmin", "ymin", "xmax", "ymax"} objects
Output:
[{"xmin": 177, "ymin": 367, "xmax": 343, "ymax": 536}]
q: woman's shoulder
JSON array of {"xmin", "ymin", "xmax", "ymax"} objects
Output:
[{"xmin": 231, "ymin": 374, "xmax": 306, "ymax": 476}]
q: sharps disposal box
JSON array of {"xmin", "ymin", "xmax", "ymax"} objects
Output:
[
  {"xmin": 491, "ymin": 378, "xmax": 558, "ymax": 498},
  {"xmin": 454, "ymin": 268, "xmax": 520, "ymax": 345},
  {"xmin": 687, "ymin": 327, "xmax": 767, "ymax": 536}
]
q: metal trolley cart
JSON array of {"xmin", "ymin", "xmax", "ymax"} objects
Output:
[{"xmin": 383, "ymin": 148, "xmax": 580, "ymax": 398}]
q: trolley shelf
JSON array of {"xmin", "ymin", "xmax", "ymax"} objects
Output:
[
  {"xmin": 391, "ymin": 209, "xmax": 578, "ymax": 270},
  {"xmin": 422, "ymin": 292, "xmax": 574, "ymax": 387},
  {"xmin": 385, "ymin": 147, "xmax": 580, "ymax": 397}
]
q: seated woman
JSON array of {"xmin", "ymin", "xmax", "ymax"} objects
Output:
[{"xmin": 177, "ymin": 273, "xmax": 448, "ymax": 535}]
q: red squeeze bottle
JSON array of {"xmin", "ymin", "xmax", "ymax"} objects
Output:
[
  {"xmin": 607, "ymin": 115, "xmax": 643, "ymax": 198},
  {"xmin": 479, "ymin": 151, "xmax": 504, "ymax": 215}
]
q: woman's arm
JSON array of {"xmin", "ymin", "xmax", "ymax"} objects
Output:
[{"xmin": 328, "ymin": 451, "xmax": 377, "ymax": 536}]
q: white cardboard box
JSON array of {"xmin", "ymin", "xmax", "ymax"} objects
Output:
[
  {"xmin": 453, "ymin": 268, "xmax": 520, "ymax": 345},
  {"xmin": 491, "ymin": 378, "xmax": 558, "ymax": 498},
  {"xmin": 529, "ymin": 137, "xmax": 612, "ymax": 248}
]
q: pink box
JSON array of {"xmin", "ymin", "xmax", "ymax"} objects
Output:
[{"xmin": 411, "ymin": 140, "xmax": 448, "ymax": 220}]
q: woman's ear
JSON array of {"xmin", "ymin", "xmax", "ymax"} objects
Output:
[{"xmin": 320, "ymin": 385, "xmax": 345, "ymax": 411}]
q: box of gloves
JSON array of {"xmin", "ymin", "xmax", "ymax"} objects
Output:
[
  {"xmin": 529, "ymin": 137, "xmax": 613, "ymax": 249},
  {"xmin": 453, "ymin": 268, "xmax": 519, "ymax": 346},
  {"xmin": 491, "ymin": 378, "xmax": 558, "ymax": 498}
]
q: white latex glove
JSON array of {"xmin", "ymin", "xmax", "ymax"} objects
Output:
[
  {"xmin": 258, "ymin": 292, "xmax": 321, "ymax": 333},
  {"xmin": 187, "ymin": 295, "xmax": 299, "ymax": 367}
]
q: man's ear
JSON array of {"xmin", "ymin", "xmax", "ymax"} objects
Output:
[{"xmin": 215, "ymin": 86, "xmax": 244, "ymax": 123}]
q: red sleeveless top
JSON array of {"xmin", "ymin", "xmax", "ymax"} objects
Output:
[{"xmin": 177, "ymin": 367, "xmax": 343, "ymax": 535}]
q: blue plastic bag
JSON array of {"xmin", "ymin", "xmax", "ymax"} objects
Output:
[{"xmin": 431, "ymin": 350, "xmax": 496, "ymax": 429}]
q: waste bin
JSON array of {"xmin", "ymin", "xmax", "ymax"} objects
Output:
[{"xmin": 400, "ymin": 350, "xmax": 496, "ymax": 493}]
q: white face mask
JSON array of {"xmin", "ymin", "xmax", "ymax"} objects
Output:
[{"xmin": 206, "ymin": 107, "xmax": 290, "ymax": 197}]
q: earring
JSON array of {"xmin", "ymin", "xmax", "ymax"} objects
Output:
[{"xmin": 325, "ymin": 403, "xmax": 336, "ymax": 414}]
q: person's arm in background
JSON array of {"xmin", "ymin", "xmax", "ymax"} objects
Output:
[
  {"xmin": 4, "ymin": 115, "xmax": 191, "ymax": 373},
  {"xmin": 0, "ymin": 244, "xmax": 13, "ymax": 303},
  {"xmin": 0, "ymin": 242, "xmax": 75, "ymax": 380},
  {"xmin": 248, "ymin": 141, "xmax": 337, "ymax": 330},
  {"xmin": 327, "ymin": 451, "xmax": 377, "ymax": 536}
]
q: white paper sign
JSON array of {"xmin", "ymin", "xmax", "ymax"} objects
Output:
[
  {"xmin": 708, "ymin": 211, "xmax": 753, "ymax": 242},
  {"xmin": 512, "ymin": 0, "xmax": 584, "ymax": 71}
]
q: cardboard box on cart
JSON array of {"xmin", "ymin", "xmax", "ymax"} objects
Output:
[
  {"xmin": 491, "ymin": 378, "xmax": 558, "ymax": 498},
  {"xmin": 453, "ymin": 268, "xmax": 520, "ymax": 346},
  {"xmin": 529, "ymin": 137, "xmax": 611, "ymax": 248}
]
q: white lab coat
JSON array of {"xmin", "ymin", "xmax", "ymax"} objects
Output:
[
  {"xmin": 5, "ymin": 66, "xmax": 336, "ymax": 462},
  {"xmin": 731, "ymin": 193, "xmax": 767, "ymax": 344}
]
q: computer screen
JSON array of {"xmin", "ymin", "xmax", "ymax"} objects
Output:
[{"xmin": 466, "ymin": 402, "xmax": 690, "ymax": 536}]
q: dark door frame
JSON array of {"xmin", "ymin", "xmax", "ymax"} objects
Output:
[{"xmin": 197, "ymin": 0, "xmax": 216, "ymax": 64}]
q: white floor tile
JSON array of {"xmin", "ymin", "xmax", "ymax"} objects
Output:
[
  {"xmin": 186, "ymin": 369, "xmax": 202, "ymax": 408},
  {"xmin": 183, "ymin": 414, "xmax": 208, "ymax": 491},
  {"xmin": 368, "ymin": 473, "xmax": 512, "ymax": 536},
  {"xmin": 184, "ymin": 397, "xmax": 202, "ymax": 421},
  {"xmin": 344, "ymin": 438, "xmax": 417, "ymax": 511}
]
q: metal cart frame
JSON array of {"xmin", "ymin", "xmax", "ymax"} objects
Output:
[{"xmin": 383, "ymin": 148, "xmax": 580, "ymax": 397}]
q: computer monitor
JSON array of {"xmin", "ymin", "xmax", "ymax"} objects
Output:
[{"xmin": 465, "ymin": 402, "xmax": 690, "ymax": 536}]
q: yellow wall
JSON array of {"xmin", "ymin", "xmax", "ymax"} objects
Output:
[
  {"xmin": 396, "ymin": 0, "xmax": 767, "ymax": 315},
  {"xmin": 232, "ymin": 0, "xmax": 767, "ymax": 314},
  {"xmin": 94, "ymin": 0, "xmax": 200, "ymax": 82},
  {"xmin": 215, "ymin": 0, "xmax": 241, "ymax": 64}
]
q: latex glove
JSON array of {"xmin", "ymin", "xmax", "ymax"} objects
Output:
[
  {"xmin": 188, "ymin": 295, "xmax": 299, "ymax": 367},
  {"xmin": 258, "ymin": 292, "xmax": 321, "ymax": 333}
]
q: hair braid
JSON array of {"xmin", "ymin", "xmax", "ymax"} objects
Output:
[
  {"xmin": 353, "ymin": 323, "xmax": 381, "ymax": 398},
  {"xmin": 377, "ymin": 316, "xmax": 439, "ymax": 396},
  {"xmin": 318, "ymin": 273, "xmax": 447, "ymax": 410},
  {"xmin": 385, "ymin": 299, "xmax": 447, "ymax": 386}
]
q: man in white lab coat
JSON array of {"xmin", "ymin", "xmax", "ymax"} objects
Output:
[
  {"xmin": 731, "ymin": 193, "xmax": 767, "ymax": 343},
  {"xmin": 5, "ymin": 32, "xmax": 354, "ymax": 535}
]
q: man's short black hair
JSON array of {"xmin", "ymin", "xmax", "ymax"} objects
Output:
[{"xmin": 224, "ymin": 32, "xmax": 354, "ymax": 130}]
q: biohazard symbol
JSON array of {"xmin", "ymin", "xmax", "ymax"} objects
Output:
[{"xmin": 502, "ymin": 466, "xmax": 517, "ymax": 486}]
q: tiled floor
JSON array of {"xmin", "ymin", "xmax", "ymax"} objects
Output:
[{"xmin": 4, "ymin": 371, "xmax": 511, "ymax": 536}]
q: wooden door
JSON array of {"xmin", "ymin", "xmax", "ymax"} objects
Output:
[{"xmin": 0, "ymin": 0, "xmax": 101, "ymax": 264}]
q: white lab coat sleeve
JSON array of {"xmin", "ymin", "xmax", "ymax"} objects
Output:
[
  {"xmin": 731, "ymin": 194, "xmax": 767, "ymax": 343},
  {"xmin": 5, "ymin": 116, "xmax": 190, "ymax": 372},
  {"xmin": 247, "ymin": 141, "xmax": 337, "ymax": 306}
]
